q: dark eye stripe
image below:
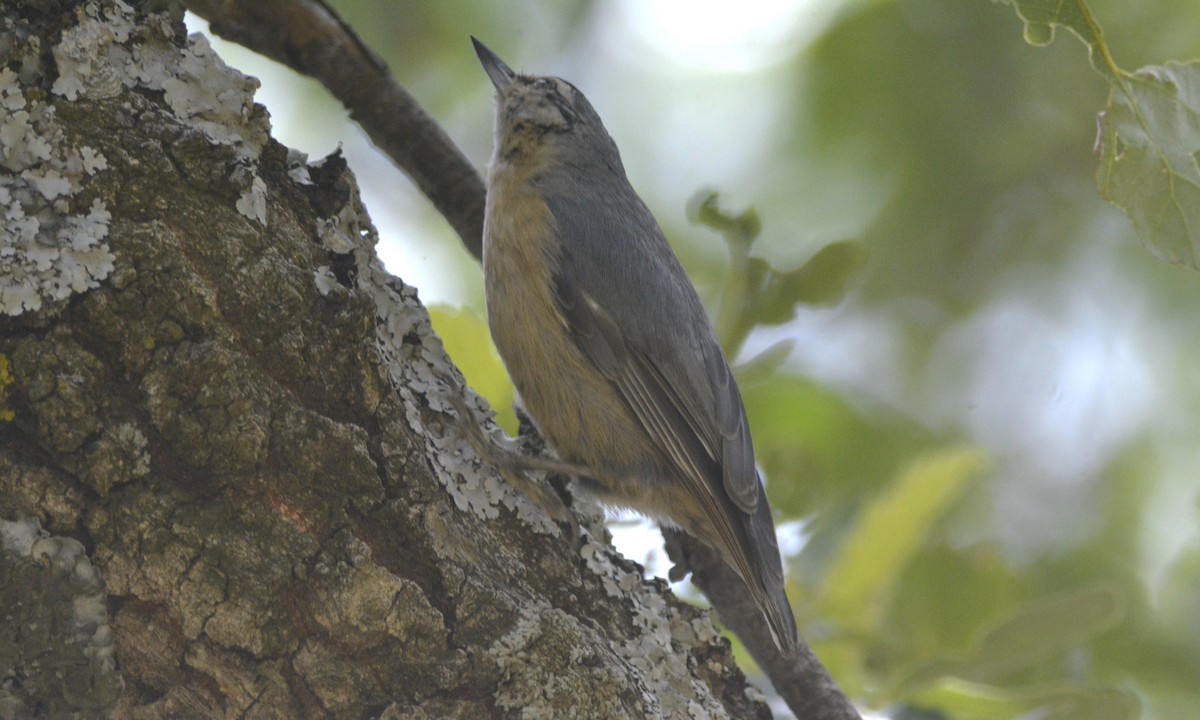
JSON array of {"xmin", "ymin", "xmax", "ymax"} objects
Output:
[{"xmin": 548, "ymin": 93, "xmax": 575, "ymax": 123}]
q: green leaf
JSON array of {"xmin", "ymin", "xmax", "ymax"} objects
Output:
[
  {"xmin": 686, "ymin": 191, "xmax": 762, "ymax": 354},
  {"xmin": 758, "ymin": 239, "xmax": 868, "ymax": 319},
  {"xmin": 894, "ymin": 584, "xmax": 1124, "ymax": 695},
  {"xmin": 1097, "ymin": 62, "xmax": 1200, "ymax": 267},
  {"xmin": 963, "ymin": 584, "xmax": 1123, "ymax": 677},
  {"xmin": 909, "ymin": 679, "xmax": 1139, "ymax": 720},
  {"xmin": 688, "ymin": 190, "xmax": 762, "ymax": 251},
  {"xmin": 818, "ymin": 447, "xmax": 985, "ymax": 636},
  {"xmin": 686, "ymin": 192, "xmax": 866, "ymax": 352},
  {"xmin": 999, "ymin": 0, "xmax": 1200, "ymax": 268},
  {"xmin": 1000, "ymin": 0, "xmax": 1115, "ymax": 76}
]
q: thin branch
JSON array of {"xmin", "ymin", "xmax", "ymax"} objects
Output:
[{"xmin": 665, "ymin": 529, "xmax": 862, "ymax": 720}]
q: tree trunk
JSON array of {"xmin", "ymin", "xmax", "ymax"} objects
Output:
[{"xmin": 0, "ymin": 2, "xmax": 769, "ymax": 718}]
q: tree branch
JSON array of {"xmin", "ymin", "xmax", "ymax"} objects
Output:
[{"xmin": 666, "ymin": 530, "xmax": 862, "ymax": 720}]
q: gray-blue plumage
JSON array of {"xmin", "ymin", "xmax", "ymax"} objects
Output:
[{"xmin": 473, "ymin": 37, "xmax": 797, "ymax": 657}]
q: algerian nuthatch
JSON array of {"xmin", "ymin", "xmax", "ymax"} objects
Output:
[{"xmin": 472, "ymin": 37, "xmax": 798, "ymax": 657}]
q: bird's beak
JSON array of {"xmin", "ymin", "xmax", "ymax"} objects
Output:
[{"xmin": 471, "ymin": 37, "xmax": 515, "ymax": 91}]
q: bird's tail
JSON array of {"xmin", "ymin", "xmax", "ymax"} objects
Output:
[{"xmin": 742, "ymin": 490, "xmax": 799, "ymax": 657}]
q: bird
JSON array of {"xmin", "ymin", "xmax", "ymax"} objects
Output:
[{"xmin": 471, "ymin": 36, "xmax": 798, "ymax": 657}]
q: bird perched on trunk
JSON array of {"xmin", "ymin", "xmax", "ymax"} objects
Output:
[{"xmin": 471, "ymin": 37, "xmax": 798, "ymax": 657}]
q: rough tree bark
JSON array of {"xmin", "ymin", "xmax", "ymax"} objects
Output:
[{"xmin": 0, "ymin": 2, "xmax": 773, "ymax": 718}]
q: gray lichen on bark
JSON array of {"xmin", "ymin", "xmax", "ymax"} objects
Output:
[
  {"xmin": 0, "ymin": 1, "xmax": 772, "ymax": 718},
  {"xmin": 1, "ymin": 518, "xmax": 124, "ymax": 716}
]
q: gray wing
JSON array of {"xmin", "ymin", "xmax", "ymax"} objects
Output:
[
  {"xmin": 545, "ymin": 189, "xmax": 759, "ymax": 516},
  {"xmin": 544, "ymin": 186, "xmax": 795, "ymax": 655}
]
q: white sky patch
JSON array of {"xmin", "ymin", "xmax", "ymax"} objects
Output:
[
  {"xmin": 608, "ymin": 511, "xmax": 810, "ymax": 604},
  {"xmin": 775, "ymin": 518, "xmax": 811, "ymax": 558},
  {"xmin": 615, "ymin": 0, "xmax": 841, "ymax": 73},
  {"xmin": 608, "ymin": 511, "xmax": 675, "ymax": 579}
]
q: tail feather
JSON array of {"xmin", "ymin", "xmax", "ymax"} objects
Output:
[{"xmin": 744, "ymin": 488, "xmax": 798, "ymax": 656}]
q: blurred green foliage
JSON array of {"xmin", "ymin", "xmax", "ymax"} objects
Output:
[
  {"xmin": 211, "ymin": 0, "xmax": 1200, "ymax": 717},
  {"xmin": 1002, "ymin": 0, "xmax": 1200, "ymax": 266}
]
